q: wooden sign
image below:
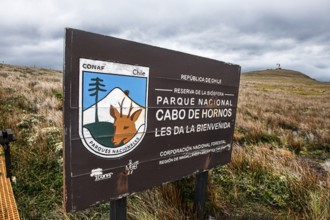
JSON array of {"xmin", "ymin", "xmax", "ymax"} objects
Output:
[{"xmin": 63, "ymin": 28, "xmax": 240, "ymax": 212}]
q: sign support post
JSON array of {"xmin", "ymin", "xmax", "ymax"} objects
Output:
[
  {"xmin": 110, "ymin": 197, "xmax": 127, "ymax": 220},
  {"xmin": 194, "ymin": 171, "xmax": 208, "ymax": 219}
]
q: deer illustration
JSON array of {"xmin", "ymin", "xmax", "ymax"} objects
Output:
[{"xmin": 110, "ymin": 98, "xmax": 142, "ymax": 146}]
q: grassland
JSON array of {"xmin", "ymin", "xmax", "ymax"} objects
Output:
[{"xmin": 0, "ymin": 64, "xmax": 329, "ymax": 219}]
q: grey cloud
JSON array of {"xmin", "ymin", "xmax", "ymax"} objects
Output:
[{"xmin": 0, "ymin": 0, "xmax": 329, "ymax": 81}]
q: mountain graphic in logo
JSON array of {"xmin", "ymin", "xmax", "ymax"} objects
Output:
[{"xmin": 79, "ymin": 59, "xmax": 149, "ymax": 158}]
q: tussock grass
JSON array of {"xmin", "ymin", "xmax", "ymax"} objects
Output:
[
  {"xmin": 237, "ymin": 71, "xmax": 330, "ymax": 159},
  {"xmin": 0, "ymin": 64, "xmax": 64, "ymax": 219},
  {"xmin": 0, "ymin": 64, "xmax": 329, "ymax": 219},
  {"xmin": 128, "ymin": 183, "xmax": 197, "ymax": 220}
]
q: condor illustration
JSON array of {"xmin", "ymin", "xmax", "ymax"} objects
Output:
[{"xmin": 79, "ymin": 58, "xmax": 149, "ymax": 158}]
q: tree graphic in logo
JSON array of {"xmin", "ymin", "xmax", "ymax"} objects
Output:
[{"xmin": 88, "ymin": 77, "xmax": 106, "ymax": 123}]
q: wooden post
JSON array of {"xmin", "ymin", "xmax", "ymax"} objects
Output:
[
  {"xmin": 194, "ymin": 171, "xmax": 208, "ymax": 220},
  {"xmin": 4, "ymin": 143, "xmax": 12, "ymax": 179},
  {"xmin": 110, "ymin": 197, "xmax": 127, "ymax": 220}
]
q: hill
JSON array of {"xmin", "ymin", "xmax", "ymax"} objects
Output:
[
  {"xmin": 0, "ymin": 63, "xmax": 329, "ymax": 219},
  {"xmin": 242, "ymin": 68, "xmax": 330, "ymax": 96},
  {"xmin": 243, "ymin": 68, "xmax": 315, "ymax": 81}
]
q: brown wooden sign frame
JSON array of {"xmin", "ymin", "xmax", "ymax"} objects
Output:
[{"xmin": 63, "ymin": 28, "xmax": 240, "ymax": 212}]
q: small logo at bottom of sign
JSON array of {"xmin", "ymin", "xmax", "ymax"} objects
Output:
[
  {"xmin": 125, "ymin": 160, "xmax": 139, "ymax": 175},
  {"xmin": 90, "ymin": 168, "xmax": 113, "ymax": 181}
]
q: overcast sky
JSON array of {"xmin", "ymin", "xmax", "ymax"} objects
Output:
[{"xmin": 1, "ymin": 0, "xmax": 329, "ymax": 81}]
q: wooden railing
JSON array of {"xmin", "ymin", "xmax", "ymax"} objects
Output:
[{"xmin": 0, "ymin": 149, "xmax": 20, "ymax": 220}]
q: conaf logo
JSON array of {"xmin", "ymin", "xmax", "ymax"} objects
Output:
[{"xmin": 79, "ymin": 58, "xmax": 149, "ymax": 158}]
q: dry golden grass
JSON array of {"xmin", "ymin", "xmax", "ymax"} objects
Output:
[
  {"xmin": 0, "ymin": 64, "xmax": 329, "ymax": 219},
  {"xmin": 237, "ymin": 69, "xmax": 330, "ymax": 158},
  {"xmin": 0, "ymin": 64, "xmax": 64, "ymax": 219},
  {"xmin": 128, "ymin": 184, "xmax": 197, "ymax": 220},
  {"xmin": 216, "ymin": 69, "xmax": 330, "ymax": 219}
]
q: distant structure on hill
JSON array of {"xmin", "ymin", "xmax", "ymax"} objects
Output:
[{"xmin": 276, "ymin": 63, "xmax": 281, "ymax": 70}]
